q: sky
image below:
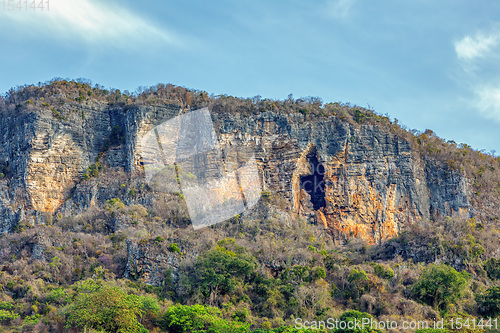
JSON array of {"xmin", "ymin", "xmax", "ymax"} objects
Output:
[{"xmin": 1, "ymin": 0, "xmax": 499, "ymax": 154}]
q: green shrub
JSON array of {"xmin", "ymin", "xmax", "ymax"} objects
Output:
[
  {"xmin": 168, "ymin": 243, "xmax": 181, "ymax": 253},
  {"xmin": 161, "ymin": 304, "xmax": 250, "ymax": 333},
  {"xmin": 65, "ymin": 284, "xmax": 148, "ymax": 333},
  {"xmin": 0, "ymin": 310, "xmax": 19, "ymax": 323},
  {"xmin": 261, "ymin": 191, "xmax": 271, "ymax": 199},
  {"xmin": 193, "ymin": 240, "xmax": 256, "ymax": 297},
  {"xmin": 106, "ymin": 198, "xmax": 125, "ymax": 211},
  {"xmin": 476, "ymin": 285, "xmax": 500, "ymax": 317},
  {"xmin": 334, "ymin": 310, "xmax": 382, "ymax": 333},
  {"xmin": 52, "ymin": 108, "xmax": 67, "ymax": 121},
  {"xmin": 343, "ymin": 269, "xmax": 373, "ymax": 299},
  {"xmin": 154, "ymin": 236, "xmax": 165, "ymax": 244},
  {"xmin": 101, "ymin": 125, "xmax": 125, "ymax": 151},
  {"xmin": 0, "ymin": 301, "xmax": 14, "ymax": 310},
  {"xmin": 24, "ymin": 314, "xmax": 40, "ymax": 324},
  {"xmin": 82, "ymin": 161, "xmax": 102, "ymax": 180},
  {"xmin": 485, "ymin": 258, "xmax": 500, "ymax": 280},
  {"xmin": 0, "ymin": 160, "xmax": 10, "ymax": 178},
  {"xmin": 47, "ymin": 287, "xmax": 70, "ymax": 304},
  {"xmin": 411, "ymin": 264, "xmax": 470, "ymax": 311},
  {"xmin": 310, "ymin": 267, "xmax": 326, "ymax": 281},
  {"xmin": 354, "ymin": 109, "xmax": 367, "ymax": 123},
  {"xmin": 373, "ymin": 263, "xmax": 394, "ymax": 280}
]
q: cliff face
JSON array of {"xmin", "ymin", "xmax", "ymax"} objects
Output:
[
  {"xmin": 0, "ymin": 104, "xmax": 471, "ymax": 244},
  {"xmin": 213, "ymin": 112, "xmax": 470, "ymax": 244}
]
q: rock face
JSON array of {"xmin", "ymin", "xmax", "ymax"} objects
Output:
[
  {"xmin": 213, "ymin": 112, "xmax": 470, "ymax": 244},
  {"xmin": 0, "ymin": 105, "xmax": 471, "ymax": 244},
  {"xmin": 124, "ymin": 239, "xmax": 182, "ymax": 287}
]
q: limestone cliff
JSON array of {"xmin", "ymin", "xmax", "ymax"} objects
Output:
[{"xmin": 0, "ymin": 101, "xmax": 472, "ymax": 244}]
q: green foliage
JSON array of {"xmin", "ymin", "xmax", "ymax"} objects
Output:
[
  {"xmin": 476, "ymin": 285, "xmax": 500, "ymax": 317},
  {"xmin": 0, "ymin": 160, "xmax": 10, "ymax": 179},
  {"xmin": 65, "ymin": 283, "xmax": 148, "ymax": 333},
  {"xmin": 343, "ymin": 269, "xmax": 373, "ymax": 299},
  {"xmin": 311, "ymin": 267, "xmax": 326, "ymax": 281},
  {"xmin": 154, "ymin": 236, "xmax": 165, "ymax": 244},
  {"xmin": 52, "ymin": 108, "xmax": 67, "ymax": 121},
  {"xmin": 82, "ymin": 161, "xmax": 102, "ymax": 180},
  {"xmin": 411, "ymin": 264, "xmax": 470, "ymax": 311},
  {"xmin": 49, "ymin": 256, "xmax": 62, "ymax": 268},
  {"xmin": 193, "ymin": 239, "xmax": 256, "ymax": 297},
  {"xmin": 141, "ymin": 295, "xmax": 160, "ymax": 315},
  {"xmin": 23, "ymin": 314, "xmax": 41, "ymax": 326},
  {"xmin": 72, "ymin": 278, "xmax": 103, "ymax": 294},
  {"xmin": 102, "ymin": 125, "xmax": 125, "ymax": 152},
  {"xmin": 106, "ymin": 198, "xmax": 126, "ymax": 211},
  {"xmin": 47, "ymin": 287, "xmax": 70, "ymax": 304},
  {"xmin": 168, "ymin": 243, "xmax": 181, "ymax": 253},
  {"xmin": 280, "ymin": 265, "xmax": 320, "ymax": 285},
  {"xmin": 484, "ymin": 257, "xmax": 500, "ymax": 279},
  {"xmin": 161, "ymin": 304, "xmax": 250, "ymax": 333},
  {"xmin": 0, "ymin": 301, "xmax": 14, "ymax": 310},
  {"xmin": 0, "ymin": 309, "xmax": 19, "ymax": 323},
  {"xmin": 373, "ymin": 263, "xmax": 394, "ymax": 280},
  {"xmin": 353, "ymin": 109, "xmax": 367, "ymax": 123},
  {"xmin": 334, "ymin": 310, "xmax": 382, "ymax": 333}
]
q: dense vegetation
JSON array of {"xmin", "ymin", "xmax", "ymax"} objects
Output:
[{"xmin": 0, "ymin": 79, "xmax": 499, "ymax": 332}]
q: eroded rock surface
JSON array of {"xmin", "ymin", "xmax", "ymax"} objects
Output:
[{"xmin": 0, "ymin": 106, "xmax": 471, "ymax": 245}]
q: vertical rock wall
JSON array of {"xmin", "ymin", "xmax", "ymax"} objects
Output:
[{"xmin": 0, "ymin": 106, "xmax": 471, "ymax": 243}]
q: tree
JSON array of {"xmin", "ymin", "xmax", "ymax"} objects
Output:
[
  {"xmin": 411, "ymin": 264, "xmax": 470, "ymax": 311},
  {"xmin": 484, "ymin": 258, "xmax": 500, "ymax": 280},
  {"xmin": 476, "ymin": 285, "xmax": 500, "ymax": 317},
  {"xmin": 344, "ymin": 269, "xmax": 373, "ymax": 300},
  {"xmin": 161, "ymin": 304, "xmax": 250, "ymax": 333},
  {"xmin": 193, "ymin": 238, "xmax": 256, "ymax": 298},
  {"xmin": 65, "ymin": 283, "xmax": 149, "ymax": 333}
]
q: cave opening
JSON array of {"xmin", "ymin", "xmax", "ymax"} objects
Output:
[{"xmin": 300, "ymin": 150, "xmax": 326, "ymax": 210}]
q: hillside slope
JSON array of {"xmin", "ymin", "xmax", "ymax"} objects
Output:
[{"xmin": 0, "ymin": 80, "xmax": 499, "ymax": 332}]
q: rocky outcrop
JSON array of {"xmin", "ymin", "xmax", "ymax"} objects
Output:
[
  {"xmin": 0, "ymin": 104, "xmax": 472, "ymax": 245},
  {"xmin": 213, "ymin": 112, "xmax": 470, "ymax": 244},
  {"xmin": 124, "ymin": 239, "xmax": 182, "ymax": 286}
]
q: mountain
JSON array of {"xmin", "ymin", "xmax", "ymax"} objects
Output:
[{"xmin": 0, "ymin": 79, "xmax": 499, "ymax": 332}]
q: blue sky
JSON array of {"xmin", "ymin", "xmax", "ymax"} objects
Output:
[{"xmin": 1, "ymin": 0, "xmax": 500, "ymax": 154}]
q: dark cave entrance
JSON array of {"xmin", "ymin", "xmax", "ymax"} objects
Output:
[{"xmin": 300, "ymin": 151, "xmax": 326, "ymax": 210}]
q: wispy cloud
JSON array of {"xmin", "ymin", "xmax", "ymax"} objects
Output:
[
  {"xmin": 454, "ymin": 32, "xmax": 499, "ymax": 61},
  {"xmin": 1, "ymin": 0, "xmax": 181, "ymax": 48},
  {"xmin": 475, "ymin": 85, "xmax": 500, "ymax": 122},
  {"xmin": 453, "ymin": 28, "xmax": 500, "ymax": 124},
  {"xmin": 324, "ymin": 0, "xmax": 356, "ymax": 19}
]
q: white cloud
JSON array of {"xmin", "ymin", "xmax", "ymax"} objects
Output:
[
  {"xmin": 325, "ymin": 0, "xmax": 356, "ymax": 19},
  {"xmin": 454, "ymin": 32, "xmax": 499, "ymax": 61},
  {"xmin": 1, "ymin": 0, "xmax": 180, "ymax": 48},
  {"xmin": 452, "ymin": 29, "xmax": 500, "ymax": 124},
  {"xmin": 475, "ymin": 85, "xmax": 500, "ymax": 122}
]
